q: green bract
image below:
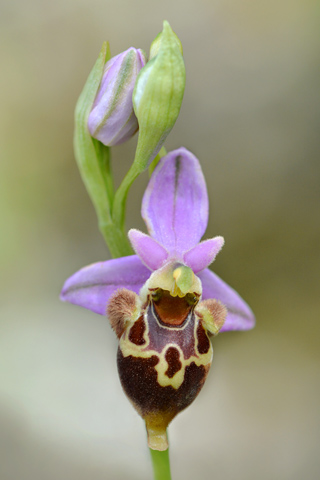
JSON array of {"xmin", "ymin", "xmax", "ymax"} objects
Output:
[
  {"xmin": 74, "ymin": 42, "xmax": 111, "ymax": 225},
  {"xmin": 132, "ymin": 21, "xmax": 186, "ymax": 170}
]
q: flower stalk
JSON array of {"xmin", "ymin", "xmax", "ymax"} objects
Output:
[{"xmin": 150, "ymin": 447, "xmax": 172, "ymax": 480}]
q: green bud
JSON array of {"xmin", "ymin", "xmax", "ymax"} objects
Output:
[
  {"xmin": 149, "ymin": 29, "xmax": 183, "ymax": 60},
  {"xmin": 132, "ymin": 21, "xmax": 186, "ymax": 170}
]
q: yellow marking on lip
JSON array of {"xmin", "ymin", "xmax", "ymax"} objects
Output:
[{"xmin": 119, "ymin": 317, "xmax": 213, "ymax": 390}]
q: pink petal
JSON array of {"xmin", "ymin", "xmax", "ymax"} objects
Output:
[
  {"xmin": 128, "ymin": 229, "xmax": 169, "ymax": 270},
  {"xmin": 183, "ymin": 236, "xmax": 225, "ymax": 273},
  {"xmin": 60, "ymin": 255, "xmax": 151, "ymax": 315}
]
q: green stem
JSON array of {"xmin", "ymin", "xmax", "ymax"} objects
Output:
[
  {"xmin": 112, "ymin": 144, "xmax": 168, "ymax": 229},
  {"xmin": 99, "ymin": 221, "xmax": 133, "ymax": 258},
  {"xmin": 112, "ymin": 162, "xmax": 142, "ymax": 228},
  {"xmin": 150, "ymin": 448, "xmax": 172, "ymax": 480},
  {"xmin": 148, "ymin": 146, "xmax": 167, "ymax": 176},
  {"xmin": 93, "ymin": 140, "xmax": 114, "ymax": 208}
]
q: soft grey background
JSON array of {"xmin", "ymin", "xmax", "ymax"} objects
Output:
[{"xmin": 1, "ymin": 0, "xmax": 319, "ymax": 479}]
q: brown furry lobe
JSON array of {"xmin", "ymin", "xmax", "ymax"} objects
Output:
[
  {"xmin": 196, "ymin": 299, "xmax": 227, "ymax": 335},
  {"xmin": 106, "ymin": 289, "xmax": 140, "ymax": 338}
]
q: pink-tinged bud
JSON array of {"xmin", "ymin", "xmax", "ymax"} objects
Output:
[{"xmin": 88, "ymin": 48, "xmax": 146, "ymax": 146}]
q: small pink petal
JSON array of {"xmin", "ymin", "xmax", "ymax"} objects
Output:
[
  {"xmin": 128, "ymin": 229, "xmax": 169, "ymax": 271},
  {"xmin": 183, "ymin": 236, "xmax": 225, "ymax": 273}
]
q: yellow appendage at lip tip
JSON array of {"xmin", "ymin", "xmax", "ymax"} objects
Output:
[{"xmin": 173, "ymin": 265, "xmax": 194, "ymax": 295}]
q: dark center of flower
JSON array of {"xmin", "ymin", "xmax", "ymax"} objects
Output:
[{"xmin": 151, "ymin": 289, "xmax": 199, "ymax": 326}]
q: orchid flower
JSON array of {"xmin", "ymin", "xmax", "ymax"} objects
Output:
[
  {"xmin": 61, "ymin": 147, "xmax": 254, "ymax": 332},
  {"xmin": 61, "ymin": 147, "xmax": 255, "ymax": 451}
]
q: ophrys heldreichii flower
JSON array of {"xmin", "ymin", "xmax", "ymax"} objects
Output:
[{"xmin": 61, "ymin": 147, "xmax": 255, "ymax": 450}]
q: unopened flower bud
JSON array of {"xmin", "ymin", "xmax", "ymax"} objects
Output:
[
  {"xmin": 132, "ymin": 21, "xmax": 185, "ymax": 169},
  {"xmin": 149, "ymin": 29, "xmax": 183, "ymax": 60},
  {"xmin": 88, "ymin": 47, "xmax": 146, "ymax": 146}
]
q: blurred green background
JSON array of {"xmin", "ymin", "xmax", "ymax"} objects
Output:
[{"xmin": 1, "ymin": 0, "xmax": 319, "ymax": 479}]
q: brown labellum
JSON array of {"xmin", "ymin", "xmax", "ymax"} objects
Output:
[{"xmin": 116, "ymin": 288, "xmax": 213, "ymax": 451}]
